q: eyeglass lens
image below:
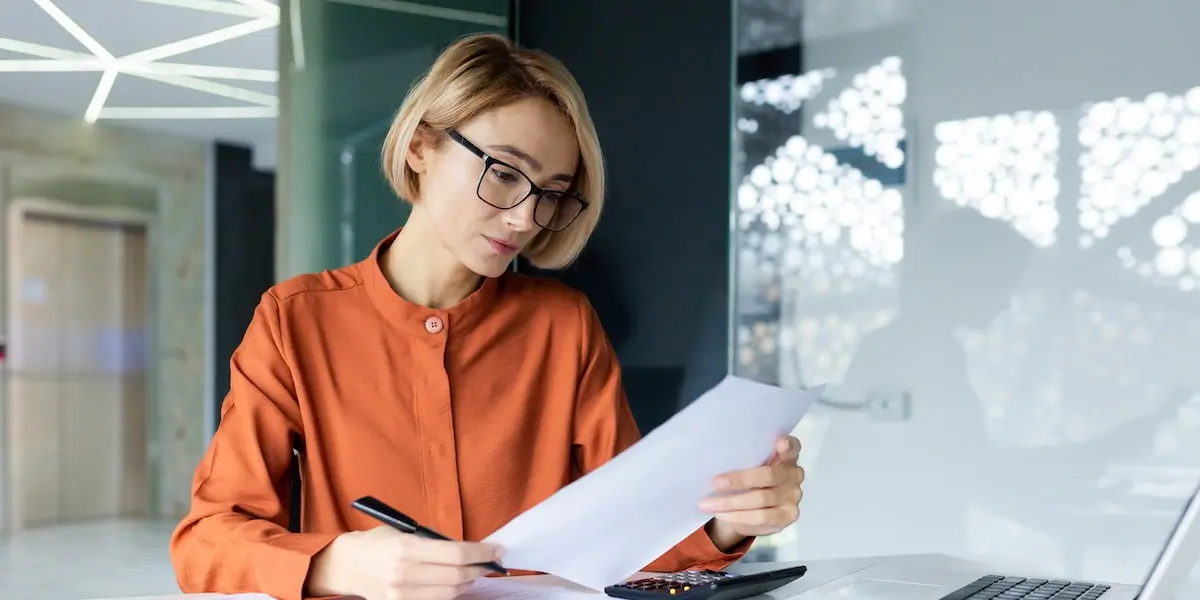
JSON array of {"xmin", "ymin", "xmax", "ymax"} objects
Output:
[{"xmin": 478, "ymin": 161, "xmax": 582, "ymax": 231}]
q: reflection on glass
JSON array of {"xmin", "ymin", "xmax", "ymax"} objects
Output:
[
  {"xmin": 731, "ymin": 1, "xmax": 1200, "ymax": 591},
  {"xmin": 933, "ymin": 111, "xmax": 1061, "ymax": 247},
  {"xmin": 739, "ymin": 70, "xmax": 836, "ymax": 115},
  {"xmin": 1080, "ymin": 88, "xmax": 1200, "ymax": 292},
  {"xmin": 813, "ymin": 56, "xmax": 907, "ymax": 169},
  {"xmin": 1079, "ymin": 89, "xmax": 1200, "ymax": 251},
  {"xmin": 732, "ymin": 4, "xmax": 910, "ymax": 563},
  {"xmin": 281, "ymin": 0, "xmax": 508, "ymax": 272}
]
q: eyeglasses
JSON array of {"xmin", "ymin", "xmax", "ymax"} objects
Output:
[{"xmin": 447, "ymin": 129, "xmax": 588, "ymax": 232}]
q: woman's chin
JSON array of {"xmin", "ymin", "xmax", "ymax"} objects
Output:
[{"xmin": 464, "ymin": 254, "xmax": 514, "ymax": 278}]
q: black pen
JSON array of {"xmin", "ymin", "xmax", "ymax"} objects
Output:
[{"xmin": 351, "ymin": 495, "xmax": 509, "ymax": 576}]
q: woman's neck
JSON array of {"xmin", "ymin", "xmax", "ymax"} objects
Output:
[{"xmin": 382, "ymin": 211, "xmax": 482, "ymax": 309}]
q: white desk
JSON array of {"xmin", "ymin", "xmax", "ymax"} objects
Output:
[
  {"xmin": 80, "ymin": 553, "xmax": 1001, "ymax": 600},
  {"xmin": 85, "ymin": 551, "xmax": 1200, "ymax": 599}
]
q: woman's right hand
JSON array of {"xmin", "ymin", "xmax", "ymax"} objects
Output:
[{"xmin": 308, "ymin": 525, "xmax": 505, "ymax": 599}]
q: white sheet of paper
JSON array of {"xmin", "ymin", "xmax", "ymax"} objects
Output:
[
  {"xmin": 460, "ymin": 577, "xmax": 604, "ymax": 599},
  {"xmin": 84, "ymin": 595, "xmax": 274, "ymax": 600},
  {"xmin": 484, "ymin": 375, "xmax": 823, "ymax": 591}
]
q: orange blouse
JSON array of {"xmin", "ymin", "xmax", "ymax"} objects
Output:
[{"xmin": 169, "ymin": 230, "xmax": 750, "ymax": 600}]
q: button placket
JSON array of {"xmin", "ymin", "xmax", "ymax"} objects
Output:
[{"xmin": 416, "ymin": 311, "xmax": 462, "ymax": 538}]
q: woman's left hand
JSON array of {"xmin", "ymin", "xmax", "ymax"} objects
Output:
[{"xmin": 699, "ymin": 435, "xmax": 805, "ymax": 546}]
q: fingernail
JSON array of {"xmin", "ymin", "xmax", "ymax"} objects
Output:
[
  {"xmin": 714, "ymin": 477, "xmax": 730, "ymax": 490},
  {"xmin": 699, "ymin": 498, "xmax": 718, "ymax": 511}
]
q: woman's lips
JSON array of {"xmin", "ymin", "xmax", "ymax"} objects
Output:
[{"xmin": 486, "ymin": 236, "xmax": 518, "ymax": 255}]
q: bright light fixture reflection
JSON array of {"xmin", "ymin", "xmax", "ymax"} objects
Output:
[
  {"xmin": 736, "ymin": 63, "xmax": 907, "ymax": 284},
  {"xmin": 740, "ymin": 69, "xmax": 837, "ymax": 114},
  {"xmin": 814, "ymin": 56, "xmax": 906, "ymax": 168},
  {"xmin": 737, "ymin": 134, "xmax": 905, "ymax": 287},
  {"xmin": 1079, "ymin": 89, "xmax": 1200, "ymax": 248},
  {"xmin": 933, "ymin": 110, "xmax": 1061, "ymax": 247},
  {"xmin": 1119, "ymin": 189, "xmax": 1200, "ymax": 292}
]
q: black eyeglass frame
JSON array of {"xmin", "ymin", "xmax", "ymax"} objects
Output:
[{"xmin": 446, "ymin": 129, "xmax": 588, "ymax": 232}]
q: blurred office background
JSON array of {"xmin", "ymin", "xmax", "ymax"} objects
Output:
[{"xmin": 0, "ymin": 0, "xmax": 1197, "ymax": 598}]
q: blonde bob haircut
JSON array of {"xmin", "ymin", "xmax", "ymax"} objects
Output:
[{"xmin": 381, "ymin": 33, "xmax": 604, "ymax": 270}]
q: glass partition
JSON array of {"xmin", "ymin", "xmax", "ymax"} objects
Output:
[
  {"xmin": 732, "ymin": 0, "xmax": 1200, "ymax": 593},
  {"xmin": 279, "ymin": 0, "xmax": 509, "ymax": 277}
]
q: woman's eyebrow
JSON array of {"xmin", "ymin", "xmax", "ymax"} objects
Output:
[
  {"xmin": 487, "ymin": 143, "xmax": 543, "ymax": 171},
  {"xmin": 487, "ymin": 143, "xmax": 574, "ymax": 183}
]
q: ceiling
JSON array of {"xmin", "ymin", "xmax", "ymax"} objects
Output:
[{"xmin": 0, "ymin": 0, "xmax": 279, "ymax": 168}]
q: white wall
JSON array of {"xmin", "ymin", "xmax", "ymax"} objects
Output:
[{"xmin": 735, "ymin": 0, "xmax": 1200, "ymax": 591}]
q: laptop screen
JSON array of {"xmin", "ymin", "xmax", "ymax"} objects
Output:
[{"xmin": 1137, "ymin": 478, "xmax": 1200, "ymax": 599}]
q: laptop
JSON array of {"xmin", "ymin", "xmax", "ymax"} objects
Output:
[{"xmin": 794, "ymin": 480, "xmax": 1200, "ymax": 599}]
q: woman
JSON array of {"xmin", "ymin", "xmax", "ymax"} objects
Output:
[{"xmin": 169, "ymin": 33, "xmax": 806, "ymax": 600}]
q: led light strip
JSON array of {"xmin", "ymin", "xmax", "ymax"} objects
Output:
[
  {"xmin": 0, "ymin": 0, "xmax": 279, "ymax": 122},
  {"xmin": 134, "ymin": 0, "xmax": 272, "ymax": 18},
  {"xmin": 0, "ymin": 38, "xmax": 91, "ymax": 60},
  {"xmin": 129, "ymin": 71, "xmax": 278, "ymax": 106},
  {"xmin": 118, "ymin": 15, "xmax": 278, "ymax": 65},
  {"xmin": 86, "ymin": 69, "xmax": 118, "ymax": 123},
  {"xmin": 100, "ymin": 106, "xmax": 278, "ymax": 119},
  {"xmin": 0, "ymin": 58, "xmax": 277, "ymax": 81},
  {"xmin": 30, "ymin": 0, "xmax": 118, "ymax": 121},
  {"xmin": 30, "ymin": 0, "xmax": 114, "ymax": 61},
  {"xmin": 230, "ymin": 0, "xmax": 280, "ymax": 16},
  {"xmin": 288, "ymin": 0, "xmax": 306, "ymax": 70},
  {"xmin": 0, "ymin": 59, "xmax": 105, "ymax": 72},
  {"xmin": 119, "ymin": 62, "xmax": 278, "ymax": 82}
]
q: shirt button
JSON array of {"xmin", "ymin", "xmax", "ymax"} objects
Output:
[{"xmin": 424, "ymin": 316, "xmax": 444, "ymax": 334}]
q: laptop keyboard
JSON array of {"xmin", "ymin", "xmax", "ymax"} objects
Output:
[{"xmin": 942, "ymin": 574, "xmax": 1111, "ymax": 600}]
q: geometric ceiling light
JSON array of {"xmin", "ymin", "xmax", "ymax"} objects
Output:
[{"xmin": 0, "ymin": 0, "xmax": 278, "ymax": 122}]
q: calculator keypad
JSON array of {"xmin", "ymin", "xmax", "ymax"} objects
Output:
[{"xmin": 618, "ymin": 570, "xmax": 735, "ymax": 594}]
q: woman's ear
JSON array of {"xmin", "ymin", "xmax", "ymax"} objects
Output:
[{"xmin": 406, "ymin": 127, "xmax": 435, "ymax": 175}]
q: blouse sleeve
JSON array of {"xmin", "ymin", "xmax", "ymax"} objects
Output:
[
  {"xmin": 169, "ymin": 292, "xmax": 340, "ymax": 600},
  {"xmin": 569, "ymin": 293, "xmax": 754, "ymax": 573}
]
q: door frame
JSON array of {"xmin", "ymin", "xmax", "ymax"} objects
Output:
[{"xmin": 2, "ymin": 196, "xmax": 158, "ymax": 532}]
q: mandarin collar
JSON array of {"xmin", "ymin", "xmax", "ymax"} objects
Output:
[{"xmin": 362, "ymin": 229, "xmax": 500, "ymax": 339}]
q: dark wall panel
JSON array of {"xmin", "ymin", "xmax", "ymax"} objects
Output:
[
  {"xmin": 213, "ymin": 143, "xmax": 276, "ymax": 427},
  {"xmin": 514, "ymin": 0, "xmax": 735, "ymax": 427}
]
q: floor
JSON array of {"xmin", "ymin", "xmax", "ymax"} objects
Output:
[{"xmin": 0, "ymin": 519, "xmax": 182, "ymax": 600}]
